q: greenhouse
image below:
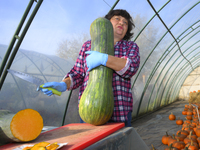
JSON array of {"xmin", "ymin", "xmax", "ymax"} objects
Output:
[{"xmin": 0, "ymin": 0, "xmax": 200, "ymax": 149}]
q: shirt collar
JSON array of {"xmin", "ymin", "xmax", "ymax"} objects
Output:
[{"xmin": 115, "ymin": 39, "xmax": 124, "ymax": 45}]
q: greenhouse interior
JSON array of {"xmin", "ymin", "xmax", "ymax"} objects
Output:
[{"xmin": 0, "ymin": 0, "xmax": 200, "ymax": 149}]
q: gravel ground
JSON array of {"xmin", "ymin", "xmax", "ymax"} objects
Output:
[{"xmin": 132, "ymin": 100, "xmax": 188, "ymax": 150}]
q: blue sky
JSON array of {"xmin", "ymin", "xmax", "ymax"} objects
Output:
[{"xmin": 0, "ymin": 0, "xmax": 199, "ymax": 55}]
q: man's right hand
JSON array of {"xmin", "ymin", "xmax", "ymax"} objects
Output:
[{"xmin": 37, "ymin": 82, "xmax": 67, "ymax": 96}]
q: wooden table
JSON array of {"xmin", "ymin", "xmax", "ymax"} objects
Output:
[{"xmin": 0, "ymin": 123, "xmax": 124, "ymax": 150}]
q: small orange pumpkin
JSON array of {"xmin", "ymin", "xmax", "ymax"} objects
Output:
[
  {"xmin": 187, "ymin": 111, "xmax": 193, "ymax": 115},
  {"xmin": 184, "ymin": 134, "xmax": 198, "ymax": 144},
  {"xmin": 195, "ymin": 128, "xmax": 200, "ymax": 137},
  {"xmin": 162, "ymin": 132, "xmax": 172, "ymax": 145},
  {"xmin": 187, "ymin": 133, "xmax": 198, "ymax": 141},
  {"xmin": 168, "ymin": 134, "xmax": 177, "ymax": 146},
  {"xmin": 169, "ymin": 112, "xmax": 176, "ymax": 120},
  {"xmin": 186, "ymin": 115, "xmax": 193, "ymax": 120},
  {"xmin": 186, "ymin": 140, "xmax": 199, "ymax": 150},
  {"xmin": 172, "ymin": 139, "xmax": 185, "ymax": 150},
  {"xmin": 176, "ymin": 118, "xmax": 183, "ymax": 125},
  {"xmin": 182, "ymin": 110, "xmax": 187, "ymax": 115},
  {"xmin": 175, "ymin": 132, "xmax": 186, "ymax": 141},
  {"xmin": 177, "ymin": 129, "xmax": 189, "ymax": 136}
]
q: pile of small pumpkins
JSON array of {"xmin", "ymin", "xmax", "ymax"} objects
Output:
[{"xmin": 161, "ymin": 103, "xmax": 200, "ymax": 150}]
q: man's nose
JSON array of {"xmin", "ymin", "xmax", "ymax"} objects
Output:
[{"xmin": 119, "ymin": 20, "xmax": 124, "ymax": 25}]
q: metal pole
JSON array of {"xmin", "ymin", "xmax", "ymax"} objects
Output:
[
  {"xmin": 108, "ymin": 0, "xmax": 120, "ymax": 13},
  {"xmin": 0, "ymin": 0, "xmax": 43, "ymax": 90},
  {"xmin": 147, "ymin": 0, "xmax": 193, "ymax": 69},
  {"xmin": 0, "ymin": 0, "xmax": 35, "ymax": 78}
]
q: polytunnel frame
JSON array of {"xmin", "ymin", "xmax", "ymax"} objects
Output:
[
  {"xmin": 155, "ymin": 43, "xmax": 200, "ymax": 110},
  {"xmin": 133, "ymin": 1, "xmax": 200, "ymax": 117},
  {"xmin": 138, "ymin": 29, "xmax": 200, "ymax": 115},
  {"xmin": 165, "ymin": 58, "xmax": 200, "ymax": 109},
  {"xmin": 158, "ymin": 33, "xmax": 200, "ymax": 104},
  {"xmin": 0, "ymin": 0, "xmax": 43, "ymax": 90},
  {"xmin": 146, "ymin": 23, "xmax": 200, "ymax": 112},
  {"xmin": 132, "ymin": 1, "xmax": 199, "ymax": 88},
  {"xmin": 166, "ymin": 55, "xmax": 200, "ymax": 103},
  {"xmin": 155, "ymin": 41, "xmax": 200, "ymax": 109},
  {"xmin": 12, "ymin": 50, "xmax": 68, "ymax": 110},
  {"xmin": 171, "ymin": 68, "xmax": 194, "ymax": 102}
]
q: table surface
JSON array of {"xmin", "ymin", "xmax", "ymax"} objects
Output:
[{"xmin": 0, "ymin": 122, "xmax": 125, "ymax": 150}]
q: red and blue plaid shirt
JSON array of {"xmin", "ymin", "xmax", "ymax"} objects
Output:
[{"xmin": 65, "ymin": 39, "xmax": 140, "ymax": 122}]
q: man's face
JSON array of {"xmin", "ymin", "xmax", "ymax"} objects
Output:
[{"xmin": 110, "ymin": 15, "xmax": 128, "ymax": 40}]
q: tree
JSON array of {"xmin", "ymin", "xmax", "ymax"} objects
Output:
[{"xmin": 56, "ymin": 33, "xmax": 90, "ymax": 61}]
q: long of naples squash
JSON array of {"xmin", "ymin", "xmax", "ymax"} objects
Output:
[
  {"xmin": 0, "ymin": 108, "xmax": 43, "ymax": 145},
  {"xmin": 79, "ymin": 17, "xmax": 114, "ymax": 125}
]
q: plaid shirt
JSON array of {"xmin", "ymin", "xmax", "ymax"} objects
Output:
[{"xmin": 65, "ymin": 40, "xmax": 140, "ymax": 122}]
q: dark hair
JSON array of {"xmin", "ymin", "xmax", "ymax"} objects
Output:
[{"xmin": 105, "ymin": 9, "xmax": 135, "ymax": 41}]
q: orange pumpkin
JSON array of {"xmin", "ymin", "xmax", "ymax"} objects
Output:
[
  {"xmin": 187, "ymin": 111, "xmax": 193, "ymax": 116},
  {"xmin": 186, "ymin": 115, "xmax": 193, "ymax": 120},
  {"xmin": 176, "ymin": 118, "xmax": 183, "ymax": 125},
  {"xmin": 184, "ymin": 134, "xmax": 198, "ymax": 144},
  {"xmin": 169, "ymin": 112, "xmax": 176, "ymax": 120},
  {"xmin": 186, "ymin": 140, "xmax": 199, "ymax": 150},
  {"xmin": 187, "ymin": 134, "xmax": 198, "ymax": 141},
  {"xmin": 195, "ymin": 128, "xmax": 200, "ymax": 137},
  {"xmin": 182, "ymin": 110, "xmax": 187, "ymax": 115},
  {"xmin": 162, "ymin": 132, "xmax": 172, "ymax": 145},
  {"xmin": 168, "ymin": 134, "xmax": 177, "ymax": 146},
  {"xmin": 184, "ymin": 117, "xmax": 191, "ymax": 124},
  {"xmin": 177, "ymin": 129, "xmax": 189, "ymax": 136},
  {"xmin": 172, "ymin": 139, "xmax": 185, "ymax": 150},
  {"xmin": 193, "ymin": 111, "xmax": 197, "ymax": 115},
  {"xmin": 183, "ymin": 124, "xmax": 194, "ymax": 131},
  {"xmin": 175, "ymin": 132, "xmax": 186, "ymax": 141}
]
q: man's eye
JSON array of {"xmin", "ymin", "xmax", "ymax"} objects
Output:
[{"xmin": 124, "ymin": 21, "xmax": 128, "ymax": 25}]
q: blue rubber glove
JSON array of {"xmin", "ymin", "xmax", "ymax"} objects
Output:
[
  {"xmin": 85, "ymin": 51, "xmax": 108, "ymax": 71},
  {"xmin": 37, "ymin": 82, "xmax": 67, "ymax": 96}
]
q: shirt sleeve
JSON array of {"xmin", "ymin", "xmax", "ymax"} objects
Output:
[
  {"xmin": 116, "ymin": 41, "xmax": 140, "ymax": 78},
  {"xmin": 116, "ymin": 56, "xmax": 130, "ymax": 75},
  {"xmin": 62, "ymin": 74, "xmax": 73, "ymax": 90},
  {"xmin": 63, "ymin": 41, "xmax": 90, "ymax": 90}
]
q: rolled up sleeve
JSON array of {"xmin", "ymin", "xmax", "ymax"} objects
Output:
[{"xmin": 116, "ymin": 42, "xmax": 140, "ymax": 78}]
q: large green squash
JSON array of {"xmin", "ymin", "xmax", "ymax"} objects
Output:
[{"xmin": 79, "ymin": 17, "xmax": 114, "ymax": 125}]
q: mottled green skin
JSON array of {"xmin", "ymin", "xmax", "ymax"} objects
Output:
[
  {"xmin": 79, "ymin": 17, "xmax": 114, "ymax": 125},
  {"xmin": 0, "ymin": 111, "xmax": 19, "ymax": 145}
]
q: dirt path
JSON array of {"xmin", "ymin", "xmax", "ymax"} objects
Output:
[{"xmin": 132, "ymin": 100, "xmax": 188, "ymax": 150}]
